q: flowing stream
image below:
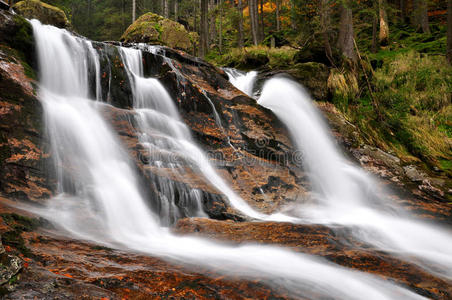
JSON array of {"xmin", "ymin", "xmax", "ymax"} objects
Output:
[
  {"xmin": 27, "ymin": 19, "xmax": 433, "ymax": 299},
  {"xmin": 228, "ymin": 71, "xmax": 452, "ymax": 280}
]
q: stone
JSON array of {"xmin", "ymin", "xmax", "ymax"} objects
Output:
[
  {"xmin": 121, "ymin": 13, "xmax": 193, "ymax": 51},
  {"xmin": 404, "ymin": 165, "xmax": 428, "ymax": 182},
  {"xmin": 13, "ymin": 0, "xmax": 69, "ymax": 28}
]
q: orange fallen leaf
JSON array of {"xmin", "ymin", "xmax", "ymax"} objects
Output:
[{"xmin": 63, "ymin": 273, "xmax": 73, "ymax": 278}]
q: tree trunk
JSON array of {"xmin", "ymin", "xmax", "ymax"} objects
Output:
[
  {"xmin": 447, "ymin": 0, "xmax": 452, "ymax": 63},
  {"xmin": 249, "ymin": 0, "xmax": 259, "ymax": 45},
  {"xmin": 259, "ymin": 0, "xmax": 264, "ymax": 43},
  {"xmin": 209, "ymin": 0, "xmax": 216, "ymax": 45},
  {"xmin": 122, "ymin": 0, "xmax": 126, "ymax": 31},
  {"xmin": 400, "ymin": 0, "xmax": 406, "ymax": 22},
  {"xmin": 372, "ymin": 3, "xmax": 378, "ymax": 53},
  {"xmin": 219, "ymin": 0, "xmax": 223, "ymax": 54},
  {"xmin": 161, "ymin": 0, "xmax": 165, "ymax": 16},
  {"xmin": 337, "ymin": 4, "xmax": 357, "ymax": 62},
  {"xmin": 200, "ymin": 0, "xmax": 208, "ymax": 57},
  {"xmin": 237, "ymin": 0, "xmax": 244, "ymax": 48},
  {"xmin": 276, "ymin": 0, "xmax": 281, "ymax": 31},
  {"xmin": 290, "ymin": 0, "xmax": 297, "ymax": 30},
  {"xmin": 414, "ymin": 0, "xmax": 430, "ymax": 34},
  {"xmin": 174, "ymin": 0, "xmax": 178, "ymax": 21},
  {"xmin": 132, "ymin": 0, "xmax": 136, "ymax": 22},
  {"xmin": 320, "ymin": 0, "xmax": 333, "ymax": 63},
  {"xmin": 378, "ymin": 0, "xmax": 390, "ymax": 46},
  {"xmin": 163, "ymin": 0, "xmax": 169, "ymax": 18}
]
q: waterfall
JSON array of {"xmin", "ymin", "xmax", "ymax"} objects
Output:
[
  {"xmin": 28, "ymin": 19, "xmax": 424, "ymax": 299},
  {"xmin": 118, "ymin": 47, "xmax": 266, "ymax": 221},
  {"xmin": 224, "ymin": 68, "xmax": 258, "ymax": 97},
  {"xmin": 256, "ymin": 76, "xmax": 452, "ymax": 279}
]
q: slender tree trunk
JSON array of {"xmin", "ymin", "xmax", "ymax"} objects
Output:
[
  {"xmin": 122, "ymin": 0, "xmax": 125, "ymax": 31},
  {"xmin": 200, "ymin": 0, "xmax": 208, "ymax": 57},
  {"xmin": 447, "ymin": 0, "xmax": 452, "ymax": 64},
  {"xmin": 372, "ymin": 4, "xmax": 378, "ymax": 53},
  {"xmin": 164, "ymin": 0, "xmax": 169, "ymax": 18},
  {"xmin": 400, "ymin": 0, "xmax": 406, "ymax": 21},
  {"xmin": 259, "ymin": 0, "xmax": 264, "ymax": 42},
  {"xmin": 174, "ymin": 0, "xmax": 178, "ymax": 21},
  {"xmin": 132, "ymin": 0, "xmax": 136, "ymax": 22},
  {"xmin": 337, "ymin": 4, "xmax": 357, "ymax": 62},
  {"xmin": 249, "ymin": 0, "xmax": 259, "ymax": 45},
  {"xmin": 320, "ymin": 0, "xmax": 333, "ymax": 63},
  {"xmin": 209, "ymin": 0, "xmax": 216, "ymax": 45},
  {"xmin": 219, "ymin": 0, "xmax": 223, "ymax": 54},
  {"xmin": 378, "ymin": 0, "xmax": 390, "ymax": 46},
  {"xmin": 276, "ymin": 0, "xmax": 281, "ymax": 31},
  {"xmin": 238, "ymin": 0, "xmax": 244, "ymax": 48},
  {"xmin": 290, "ymin": 0, "xmax": 297, "ymax": 30},
  {"xmin": 414, "ymin": 0, "xmax": 430, "ymax": 33},
  {"xmin": 87, "ymin": 0, "xmax": 92, "ymax": 36}
]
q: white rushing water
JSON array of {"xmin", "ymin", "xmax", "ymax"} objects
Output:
[
  {"xmin": 255, "ymin": 76, "xmax": 452, "ymax": 280},
  {"xmin": 224, "ymin": 68, "xmax": 258, "ymax": 97},
  {"xmin": 28, "ymin": 19, "xmax": 426, "ymax": 299}
]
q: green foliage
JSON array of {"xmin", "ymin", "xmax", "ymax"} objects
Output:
[{"xmin": 344, "ymin": 51, "xmax": 452, "ymax": 172}]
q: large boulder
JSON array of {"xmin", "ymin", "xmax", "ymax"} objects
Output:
[
  {"xmin": 121, "ymin": 13, "xmax": 194, "ymax": 51},
  {"xmin": 13, "ymin": 0, "xmax": 69, "ymax": 28}
]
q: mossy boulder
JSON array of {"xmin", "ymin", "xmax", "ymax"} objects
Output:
[
  {"xmin": 287, "ymin": 62, "xmax": 330, "ymax": 100},
  {"xmin": 13, "ymin": 0, "xmax": 69, "ymax": 28},
  {"xmin": 121, "ymin": 13, "xmax": 193, "ymax": 51}
]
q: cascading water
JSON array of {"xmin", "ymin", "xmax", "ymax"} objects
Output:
[
  {"xmin": 224, "ymin": 68, "xmax": 258, "ymax": 97},
  {"xmin": 255, "ymin": 76, "xmax": 452, "ymax": 280},
  {"xmin": 118, "ymin": 46, "xmax": 266, "ymax": 221},
  {"xmin": 28, "ymin": 19, "xmax": 425, "ymax": 299}
]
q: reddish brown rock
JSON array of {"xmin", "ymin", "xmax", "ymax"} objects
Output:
[{"xmin": 174, "ymin": 217, "xmax": 452, "ymax": 299}]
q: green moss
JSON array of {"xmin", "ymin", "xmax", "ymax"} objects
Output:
[
  {"xmin": 0, "ymin": 213, "xmax": 41, "ymax": 232},
  {"xmin": 121, "ymin": 13, "xmax": 193, "ymax": 51},
  {"xmin": 439, "ymin": 159, "xmax": 452, "ymax": 171},
  {"xmin": 1, "ymin": 230, "xmax": 33, "ymax": 258},
  {"xmin": 0, "ymin": 213, "xmax": 43, "ymax": 258},
  {"xmin": 13, "ymin": 0, "xmax": 69, "ymax": 28},
  {"xmin": 214, "ymin": 46, "xmax": 296, "ymax": 70}
]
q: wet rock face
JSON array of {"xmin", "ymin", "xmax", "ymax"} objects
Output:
[
  {"xmin": 174, "ymin": 218, "xmax": 452, "ymax": 299},
  {"xmin": 0, "ymin": 15, "xmax": 53, "ymax": 202},
  {"xmin": 13, "ymin": 0, "xmax": 69, "ymax": 28}
]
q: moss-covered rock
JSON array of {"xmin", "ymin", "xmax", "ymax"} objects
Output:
[
  {"xmin": 287, "ymin": 62, "xmax": 329, "ymax": 100},
  {"xmin": 121, "ymin": 13, "xmax": 193, "ymax": 51},
  {"xmin": 13, "ymin": 0, "xmax": 69, "ymax": 28}
]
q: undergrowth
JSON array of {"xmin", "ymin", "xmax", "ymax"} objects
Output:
[{"xmin": 336, "ymin": 51, "xmax": 451, "ymax": 173}]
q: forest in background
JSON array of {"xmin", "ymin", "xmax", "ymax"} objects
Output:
[{"xmin": 14, "ymin": 0, "xmax": 450, "ymax": 61}]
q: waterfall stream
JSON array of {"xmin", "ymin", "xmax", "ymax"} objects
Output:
[
  {"xmin": 26, "ymin": 19, "xmax": 436, "ymax": 299},
  {"xmin": 228, "ymin": 71, "xmax": 452, "ymax": 280}
]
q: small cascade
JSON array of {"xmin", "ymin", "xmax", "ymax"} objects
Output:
[
  {"xmin": 224, "ymin": 68, "xmax": 258, "ymax": 97},
  {"xmin": 119, "ymin": 46, "xmax": 266, "ymax": 221},
  {"xmin": 27, "ymin": 19, "xmax": 426, "ymax": 299}
]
